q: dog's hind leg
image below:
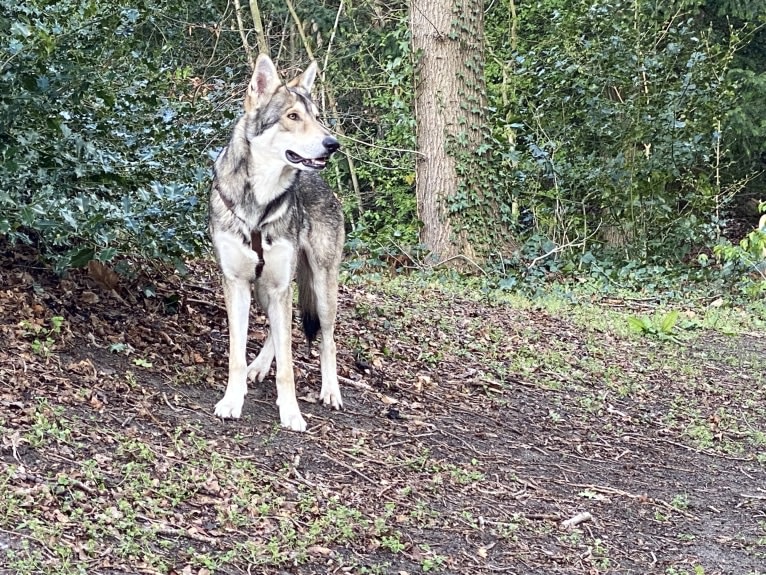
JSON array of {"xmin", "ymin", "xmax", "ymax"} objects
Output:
[
  {"xmin": 215, "ymin": 276, "xmax": 251, "ymax": 419},
  {"xmin": 299, "ymin": 260, "xmax": 342, "ymax": 410},
  {"xmin": 316, "ymin": 274, "xmax": 342, "ymax": 410}
]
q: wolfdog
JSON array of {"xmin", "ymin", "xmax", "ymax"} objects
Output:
[{"xmin": 208, "ymin": 54, "xmax": 344, "ymax": 432}]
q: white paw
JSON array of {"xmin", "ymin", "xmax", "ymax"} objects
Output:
[
  {"xmin": 214, "ymin": 395, "xmax": 244, "ymax": 419},
  {"xmin": 319, "ymin": 384, "xmax": 343, "ymax": 410},
  {"xmin": 279, "ymin": 403, "xmax": 307, "ymax": 432},
  {"xmin": 247, "ymin": 357, "xmax": 272, "ymax": 382}
]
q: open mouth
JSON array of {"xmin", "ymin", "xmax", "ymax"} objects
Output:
[{"xmin": 285, "ymin": 150, "xmax": 330, "ymax": 170}]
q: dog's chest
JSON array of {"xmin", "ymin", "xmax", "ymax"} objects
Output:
[{"xmin": 239, "ymin": 189, "xmax": 300, "ymax": 280}]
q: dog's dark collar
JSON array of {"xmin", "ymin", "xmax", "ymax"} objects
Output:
[{"xmin": 251, "ymin": 230, "xmax": 264, "ymax": 278}]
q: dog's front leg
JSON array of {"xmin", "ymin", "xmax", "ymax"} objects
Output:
[
  {"xmin": 267, "ymin": 286, "xmax": 306, "ymax": 432},
  {"xmin": 215, "ymin": 276, "xmax": 251, "ymax": 419}
]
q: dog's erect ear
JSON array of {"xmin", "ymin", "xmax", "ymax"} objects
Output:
[
  {"xmin": 287, "ymin": 61, "xmax": 318, "ymax": 93},
  {"xmin": 245, "ymin": 54, "xmax": 281, "ymax": 113}
]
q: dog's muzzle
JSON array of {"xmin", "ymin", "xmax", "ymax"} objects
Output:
[{"xmin": 286, "ymin": 137, "xmax": 340, "ymax": 170}]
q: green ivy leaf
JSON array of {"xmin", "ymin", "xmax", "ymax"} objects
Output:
[{"xmin": 69, "ymin": 247, "xmax": 95, "ymax": 268}]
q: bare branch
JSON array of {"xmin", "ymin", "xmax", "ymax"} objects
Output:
[
  {"xmin": 232, "ymin": 0, "xmax": 253, "ymax": 67},
  {"xmin": 527, "ymin": 223, "xmax": 602, "ymax": 269},
  {"xmin": 284, "ymin": 0, "xmax": 314, "ymax": 61},
  {"xmin": 322, "ymin": 0, "xmax": 344, "ymax": 77},
  {"xmin": 249, "ymin": 0, "xmax": 268, "ymax": 56}
]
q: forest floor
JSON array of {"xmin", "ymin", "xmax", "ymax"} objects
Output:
[{"xmin": 1, "ymin": 247, "xmax": 766, "ymax": 575}]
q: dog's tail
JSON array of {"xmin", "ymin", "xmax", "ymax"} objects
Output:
[{"xmin": 297, "ymin": 253, "xmax": 320, "ymax": 346}]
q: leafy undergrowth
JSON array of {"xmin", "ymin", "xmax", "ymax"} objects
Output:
[{"xmin": 1, "ymin": 247, "xmax": 766, "ymax": 575}]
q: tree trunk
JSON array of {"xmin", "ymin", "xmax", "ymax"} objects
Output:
[{"xmin": 410, "ymin": 0, "xmax": 486, "ymax": 264}]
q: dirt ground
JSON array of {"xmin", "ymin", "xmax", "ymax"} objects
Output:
[{"xmin": 1, "ymin": 247, "xmax": 765, "ymax": 575}]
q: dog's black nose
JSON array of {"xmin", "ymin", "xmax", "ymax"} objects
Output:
[{"xmin": 323, "ymin": 137, "xmax": 340, "ymax": 154}]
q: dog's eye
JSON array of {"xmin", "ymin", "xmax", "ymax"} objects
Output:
[{"xmin": 287, "ymin": 112, "xmax": 300, "ymax": 121}]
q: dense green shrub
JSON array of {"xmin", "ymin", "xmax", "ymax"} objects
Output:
[
  {"xmin": 0, "ymin": 0, "xmax": 233, "ymax": 272},
  {"xmin": 322, "ymin": 3, "xmax": 419, "ymax": 252},
  {"xmin": 2, "ymin": 0, "xmax": 764, "ymax": 285},
  {"xmin": 0, "ymin": 0, "xmax": 418, "ymax": 273},
  {"xmin": 484, "ymin": 0, "xmax": 751, "ymax": 267}
]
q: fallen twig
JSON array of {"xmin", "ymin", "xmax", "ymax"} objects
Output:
[
  {"xmin": 161, "ymin": 392, "xmax": 182, "ymax": 413},
  {"xmin": 138, "ymin": 517, "xmax": 218, "ymax": 544},
  {"xmin": 319, "ymin": 452, "xmax": 378, "ymax": 485},
  {"xmin": 560, "ymin": 511, "xmax": 593, "ymax": 530}
]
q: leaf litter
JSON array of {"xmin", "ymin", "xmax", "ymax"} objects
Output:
[{"xmin": 1, "ymin": 245, "xmax": 765, "ymax": 574}]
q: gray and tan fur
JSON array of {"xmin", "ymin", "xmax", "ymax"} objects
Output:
[{"xmin": 209, "ymin": 54, "xmax": 344, "ymax": 432}]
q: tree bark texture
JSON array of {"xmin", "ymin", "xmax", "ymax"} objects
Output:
[{"xmin": 410, "ymin": 0, "xmax": 486, "ymax": 263}]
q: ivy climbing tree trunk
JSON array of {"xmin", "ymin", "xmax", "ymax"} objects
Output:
[{"xmin": 410, "ymin": 0, "xmax": 486, "ymax": 265}]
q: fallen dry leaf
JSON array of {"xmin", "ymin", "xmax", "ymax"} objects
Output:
[
  {"xmin": 81, "ymin": 291, "xmax": 100, "ymax": 304},
  {"xmin": 87, "ymin": 260, "xmax": 120, "ymax": 290}
]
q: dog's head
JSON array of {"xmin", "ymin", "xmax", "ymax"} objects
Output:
[{"xmin": 243, "ymin": 54, "xmax": 340, "ymax": 171}]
